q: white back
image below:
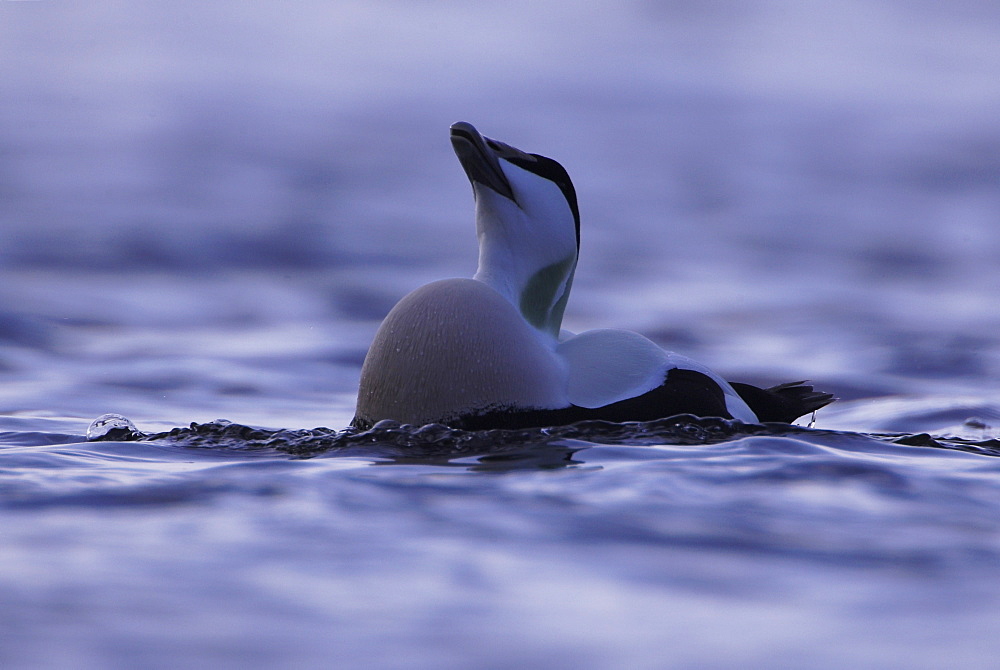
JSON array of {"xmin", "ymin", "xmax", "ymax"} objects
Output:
[{"xmin": 557, "ymin": 328, "xmax": 758, "ymax": 422}]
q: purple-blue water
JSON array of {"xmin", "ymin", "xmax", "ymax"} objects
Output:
[{"xmin": 2, "ymin": 2, "xmax": 1000, "ymax": 668}]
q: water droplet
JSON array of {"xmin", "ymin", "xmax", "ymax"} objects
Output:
[{"xmin": 87, "ymin": 413, "xmax": 139, "ymax": 441}]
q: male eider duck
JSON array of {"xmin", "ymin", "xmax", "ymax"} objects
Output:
[{"xmin": 352, "ymin": 122, "xmax": 833, "ymax": 431}]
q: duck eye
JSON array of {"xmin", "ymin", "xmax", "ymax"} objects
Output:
[{"xmin": 485, "ymin": 138, "xmax": 537, "ymax": 163}]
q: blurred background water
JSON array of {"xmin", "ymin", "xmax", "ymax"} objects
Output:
[{"xmin": 2, "ymin": 1, "xmax": 1000, "ymax": 668}]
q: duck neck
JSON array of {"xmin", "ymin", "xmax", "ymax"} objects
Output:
[{"xmin": 475, "ymin": 241, "xmax": 577, "ymax": 341}]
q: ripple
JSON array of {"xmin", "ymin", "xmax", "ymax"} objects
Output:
[{"xmin": 79, "ymin": 411, "xmax": 1000, "ymax": 466}]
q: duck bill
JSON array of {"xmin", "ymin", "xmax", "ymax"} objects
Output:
[{"xmin": 450, "ymin": 122, "xmax": 515, "ymax": 201}]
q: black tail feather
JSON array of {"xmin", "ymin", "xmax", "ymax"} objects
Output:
[{"xmin": 730, "ymin": 380, "xmax": 836, "ymax": 424}]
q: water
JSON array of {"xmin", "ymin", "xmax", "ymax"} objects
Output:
[
  {"xmin": 2, "ymin": 1, "xmax": 1000, "ymax": 668},
  {"xmin": 4, "ymin": 419, "xmax": 1000, "ymax": 669}
]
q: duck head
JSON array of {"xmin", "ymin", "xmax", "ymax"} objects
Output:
[{"xmin": 450, "ymin": 122, "xmax": 580, "ymax": 340}]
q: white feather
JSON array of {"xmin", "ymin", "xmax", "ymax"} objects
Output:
[
  {"xmin": 355, "ymin": 278, "xmax": 568, "ymax": 426},
  {"xmin": 557, "ymin": 328, "xmax": 758, "ymax": 422}
]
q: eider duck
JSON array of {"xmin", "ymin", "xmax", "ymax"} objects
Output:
[{"xmin": 352, "ymin": 122, "xmax": 833, "ymax": 430}]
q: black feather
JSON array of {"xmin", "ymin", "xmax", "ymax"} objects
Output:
[{"xmin": 730, "ymin": 380, "xmax": 836, "ymax": 423}]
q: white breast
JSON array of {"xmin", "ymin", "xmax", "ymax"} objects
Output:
[{"xmin": 355, "ymin": 278, "xmax": 569, "ymax": 426}]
